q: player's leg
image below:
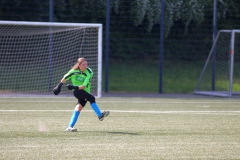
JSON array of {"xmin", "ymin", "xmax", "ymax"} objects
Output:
[
  {"xmin": 88, "ymin": 94, "xmax": 101, "ymax": 117},
  {"xmin": 66, "ymin": 104, "xmax": 82, "ymax": 132},
  {"xmin": 73, "ymin": 89, "xmax": 110, "ymax": 121},
  {"xmin": 86, "ymin": 92, "xmax": 110, "ymax": 121},
  {"xmin": 98, "ymin": 110, "xmax": 110, "ymax": 121},
  {"xmin": 66, "ymin": 94, "xmax": 87, "ymax": 132}
]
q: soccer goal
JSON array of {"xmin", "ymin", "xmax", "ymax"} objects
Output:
[
  {"xmin": 0, "ymin": 21, "xmax": 102, "ymax": 97},
  {"xmin": 194, "ymin": 30, "xmax": 240, "ymax": 97}
]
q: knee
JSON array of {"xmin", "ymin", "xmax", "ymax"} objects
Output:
[
  {"xmin": 88, "ymin": 95, "xmax": 96, "ymax": 104},
  {"xmin": 75, "ymin": 104, "xmax": 83, "ymax": 112}
]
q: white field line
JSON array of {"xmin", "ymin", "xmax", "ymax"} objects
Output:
[
  {"xmin": 0, "ymin": 110, "xmax": 240, "ymax": 115},
  {"xmin": 0, "ymin": 100, "xmax": 240, "ymax": 104}
]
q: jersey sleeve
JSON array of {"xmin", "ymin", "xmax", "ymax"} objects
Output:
[
  {"xmin": 63, "ymin": 69, "xmax": 74, "ymax": 81},
  {"xmin": 82, "ymin": 68, "xmax": 93, "ymax": 87}
]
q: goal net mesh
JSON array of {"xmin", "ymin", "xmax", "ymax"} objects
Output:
[
  {"xmin": 0, "ymin": 22, "xmax": 101, "ymax": 97},
  {"xmin": 194, "ymin": 30, "xmax": 240, "ymax": 97}
]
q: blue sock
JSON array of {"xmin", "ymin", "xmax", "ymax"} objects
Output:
[
  {"xmin": 90, "ymin": 103, "xmax": 101, "ymax": 117},
  {"xmin": 68, "ymin": 110, "xmax": 80, "ymax": 128}
]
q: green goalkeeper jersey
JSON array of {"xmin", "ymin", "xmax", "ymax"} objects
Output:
[{"xmin": 63, "ymin": 67, "xmax": 93, "ymax": 93}]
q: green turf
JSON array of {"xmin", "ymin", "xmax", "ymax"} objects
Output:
[{"xmin": 1, "ymin": 97, "xmax": 240, "ymax": 159}]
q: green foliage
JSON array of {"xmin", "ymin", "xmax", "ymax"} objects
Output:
[
  {"xmin": 1, "ymin": 0, "xmax": 240, "ymax": 61},
  {"xmin": 217, "ymin": 0, "xmax": 240, "ymax": 29},
  {"xmin": 0, "ymin": 0, "xmax": 48, "ymax": 21},
  {"xmin": 109, "ymin": 29, "xmax": 160, "ymax": 60},
  {"xmin": 0, "ymin": 0, "xmax": 235, "ymax": 34}
]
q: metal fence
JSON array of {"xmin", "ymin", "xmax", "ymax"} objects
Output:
[{"xmin": 0, "ymin": 0, "xmax": 240, "ymax": 94}]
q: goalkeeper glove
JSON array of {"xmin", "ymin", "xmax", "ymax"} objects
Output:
[
  {"xmin": 67, "ymin": 84, "xmax": 79, "ymax": 90},
  {"xmin": 53, "ymin": 82, "xmax": 63, "ymax": 95}
]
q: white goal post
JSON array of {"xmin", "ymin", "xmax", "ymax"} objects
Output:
[
  {"xmin": 194, "ymin": 29, "xmax": 240, "ymax": 98},
  {"xmin": 0, "ymin": 21, "xmax": 102, "ymax": 97}
]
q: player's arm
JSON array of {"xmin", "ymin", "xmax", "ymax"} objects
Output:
[
  {"xmin": 60, "ymin": 77, "xmax": 66, "ymax": 84},
  {"xmin": 80, "ymin": 73, "xmax": 91, "ymax": 89},
  {"xmin": 53, "ymin": 70, "xmax": 72, "ymax": 95},
  {"xmin": 78, "ymin": 85, "xmax": 86, "ymax": 90},
  {"xmin": 67, "ymin": 84, "xmax": 86, "ymax": 90},
  {"xmin": 67, "ymin": 72, "xmax": 91, "ymax": 90},
  {"xmin": 67, "ymin": 79, "xmax": 89, "ymax": 90}
]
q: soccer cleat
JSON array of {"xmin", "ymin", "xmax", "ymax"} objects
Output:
[
  {"xmin": 98, "ymin": 111, "xmax": 110, "ymax": 121},
  {"xmin": 66, "ymin": 127, "xmax": 77, "ymax": 132}
]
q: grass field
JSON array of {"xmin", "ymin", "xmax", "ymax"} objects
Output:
[{"xmin": 1, "ymin": 96, "xmax": 240, "ymax": 159}]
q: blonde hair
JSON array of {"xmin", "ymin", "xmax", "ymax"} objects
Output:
[{"xmin": 72, "ymin": 57, "xmax": 86, "ymax": 69}]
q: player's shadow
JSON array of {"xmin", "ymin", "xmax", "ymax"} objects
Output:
[
  {"xmin": 106, "ymin": 131, "xmax": 139, "ymax": 135},
  {"xmin": 75, "ymin": 131, "xmax": 139, "ymax": 135}
]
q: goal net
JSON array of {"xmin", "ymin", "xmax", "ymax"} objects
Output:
[
  {"xmin": 194, "ymin": 30, "xmax": 240, "ymax": 97},
  {"xmin": 0, "ymin": 21, "xmax": 102, "ymax": 97}
]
